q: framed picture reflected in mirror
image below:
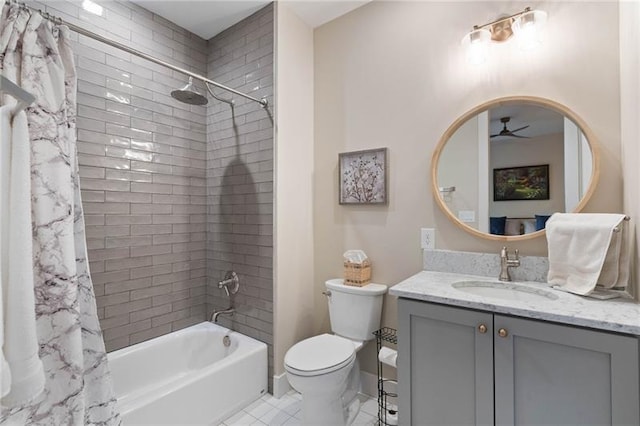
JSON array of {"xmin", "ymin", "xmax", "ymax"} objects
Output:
[{"xmin": 493, "ymin": 164, "xmax": 549, "ymax": 201}]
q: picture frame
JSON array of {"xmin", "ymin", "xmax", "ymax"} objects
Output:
[
  {"xmin": 493, "ymin": 164, "xmax": 549, "ymax": 201},
  {"xmin": 339, "ymin": 148, "xmax": 387, "ymax": 205}
]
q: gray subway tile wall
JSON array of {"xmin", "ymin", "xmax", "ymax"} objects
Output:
[
  {"xmin": 26, "ymin": 0, "xmax": 210, "ymax": 351},
  {"xmin": 205, "ymin": 4, "xmax": 275, "ymax": 391},
  {"xmin": 24, "ymin": 0, "xmax": 275, "ymax": 379}
]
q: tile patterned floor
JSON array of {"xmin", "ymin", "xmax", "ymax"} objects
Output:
[{"xmin": 219, "ymin": 391, "xmax": 379, "ymax": 426}]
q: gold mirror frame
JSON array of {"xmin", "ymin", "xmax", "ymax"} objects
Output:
[{"xmin": 431, "ymin": 96, "xmax": 600, "ymax": 241}]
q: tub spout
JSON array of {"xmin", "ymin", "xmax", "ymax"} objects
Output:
[{"xmin": 211, "ymin": 307, "xmax": 235, "ymax": 323}]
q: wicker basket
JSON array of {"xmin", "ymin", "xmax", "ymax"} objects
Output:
[{"xmin": 343, "ymin": 259, "xmax": 372, "ymax": 287}]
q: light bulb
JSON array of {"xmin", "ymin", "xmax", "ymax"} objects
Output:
[
  {"xmin": 462, "ymin": 28, "xmax": 491, "ymax": 65},
  {"xmin": 513, "ymin": 10, "xmax": 547, "ymax": 51}
]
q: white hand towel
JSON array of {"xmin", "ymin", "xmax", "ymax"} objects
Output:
[
  {"xmin": 546, "ymin": 213, "xmax": 628, "ymax": 296},
  {"xmin": 596, "ymin": 221, "xmax": 622, "ymax": 288},
  {"xmin": 0, "ymin": 108, "xmax": 45, "ymax": 406},
  {"xmin": 612, "ymin": 219, "xmax": 630, "ymax": 289},
  {"xmin": 0, "ymin": 106, "xmax": 12, "ymax": 398}
]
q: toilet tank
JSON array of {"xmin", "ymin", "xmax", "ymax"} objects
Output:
[{"xmin": 325, "ymin": 279, "xmax": 387, "ymax": 341}]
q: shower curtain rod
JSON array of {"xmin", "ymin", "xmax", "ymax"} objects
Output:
[
  {"xmin": 0, "ymin": 75, "xmax": 36, "ymax": 118},
  {"xmin": 4, "ymin": 0, "xmax": 268, "ymax": 108}
]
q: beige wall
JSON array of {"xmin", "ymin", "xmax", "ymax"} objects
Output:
[
  {"xmin": 620, "ymin": 0, "xmax": 640, "ymax": 301},
  {"xmin": 313, "ymin": 1, "xmax": 622, "ymax": 375},
  {"xmin": 273, "ymin": 3, "xmax": 316, "ymax": 377},
  {"xmin": 438, "ymin": 116, "xmax": 480, "ymax": 228}
]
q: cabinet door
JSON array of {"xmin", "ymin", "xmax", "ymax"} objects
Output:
[
  {"xmin": 494, "ymin": 315, "xmax": 640, "ymax": 426},
  {"xmin": 398, "ymin": 299, "xmax": 494, "ymax": 426}
]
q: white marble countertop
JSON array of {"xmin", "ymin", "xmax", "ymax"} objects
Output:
[{"xmin": 389, "ymin": 270, "xmax": 640, "ymax": 336}]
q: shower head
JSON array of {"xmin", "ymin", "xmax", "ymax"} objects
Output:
[{"xmin": 170, "ymin": 77, "xmax": 208, "ymax": 106}]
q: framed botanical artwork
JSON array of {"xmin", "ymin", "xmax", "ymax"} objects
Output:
[
  {"xmin": 493, "ymin": 164, "xmax": 549, "ymax": 201},
  {"xmin": 339, "ymin": 148, "xmax": 387, "ymax": 205}
]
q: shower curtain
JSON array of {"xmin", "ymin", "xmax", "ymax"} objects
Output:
[{"xmin": 0, "ymin": 4, "xmax": 120, "ymax": 425}]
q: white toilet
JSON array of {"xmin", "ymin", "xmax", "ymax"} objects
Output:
[{"xmin": 284, "ymin": 278, "xmax": 387, "ymax": 425}]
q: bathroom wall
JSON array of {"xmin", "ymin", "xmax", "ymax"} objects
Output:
[
  {"xmin": 28, "ymin": 0, "xmax": 210, "ymax": 351},
  {"xmin": 621, "ymin": 0, "xmax": 640, "ymax": 302},
  {"xmin": 438, "ymin": 116, "xmax": 480, "ymax": 229},
  {"xmin": 313, "ymin": 1, "xmax": 623, "ymax": 375},
  {"xmin": 205, "ymin": 4, "xmax": 275, "ymax": 389},
  {"xmin": 272, "ymin": 2, "xmax": 315, "ymax": 391}
]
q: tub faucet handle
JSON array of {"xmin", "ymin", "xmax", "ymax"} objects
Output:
[{"xmin": 218, "ymin": 271, "xmax": 239, "ymax": 296}]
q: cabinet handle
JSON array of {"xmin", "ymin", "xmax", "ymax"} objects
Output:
[
  {"xmin": 498, "ymin": 328, "xmax": 508, "ymax": 338},
  {"xmin": 478, "ymin": 324, "xmax": 487, "ymax": 334}
]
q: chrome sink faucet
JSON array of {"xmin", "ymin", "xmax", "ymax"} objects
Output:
[{"xmin": 499, "ymin": 247, "xmax": 520, "ymax": 281}]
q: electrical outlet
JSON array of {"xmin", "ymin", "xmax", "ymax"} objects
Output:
[
  {"xmin": 458, "ymin": 210, "xmax": 476, "ymax": 223},
  {"xmin": 421, "ymin": 228, "xmax": 435, "ymax": 250}
]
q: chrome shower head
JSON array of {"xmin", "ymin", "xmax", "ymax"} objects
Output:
[{"xmin": 170, "ymin": 77, "xmax": 208, "ymax": 106}]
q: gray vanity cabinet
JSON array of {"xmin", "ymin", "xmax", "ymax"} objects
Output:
[
  {"xmin": 398, "ymin": 298, "xmax": 640, "ymax": 426},
  {"xmin": 397, "ymin": 299, "xmax": 495, "ymax": 425},
  {"xmin": 493, "ymin": 314, "xmax": 639, "ymax": 426}
]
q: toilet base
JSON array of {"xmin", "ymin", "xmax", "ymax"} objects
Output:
[
  {"xmin": 299, "ymin": 389, "xmax": 361, "ymax": 425},
  {"xmin": 296, "ymin": 359, "xmax": 361, "ymax": 426},
  {"xmin": 345, "ymin": 397, "xmax": 361, "ymax": 425},
  {"xmin": 301, "ymin": 392, "xmax": 348, "ymax": 425}
]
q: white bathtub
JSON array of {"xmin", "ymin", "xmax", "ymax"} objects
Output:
[{"xmin": 107, "ymin": 322, "xmax": 268, "ymax": 425}]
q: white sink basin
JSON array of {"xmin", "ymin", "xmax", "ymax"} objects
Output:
[{"xmin": 451, "ymin": 280, "xmax": 559, "ymax": 302}]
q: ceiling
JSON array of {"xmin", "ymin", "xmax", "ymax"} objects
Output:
[
  {"xmin": 130, "ymin": 0, "xmax": 370, "ymax": 40},
  {"xmin": 489, "ymin": 104, "xmax": 565, "ymax": 140}
]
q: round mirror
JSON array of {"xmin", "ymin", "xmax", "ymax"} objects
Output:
[{"xmin": 432, "ymin": 96, "xmax": 600, "ymax": 241}]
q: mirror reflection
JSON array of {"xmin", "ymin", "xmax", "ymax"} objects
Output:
[{"xmin": 435, "ymin": 100, "xmax": 596, "ymax": 239}]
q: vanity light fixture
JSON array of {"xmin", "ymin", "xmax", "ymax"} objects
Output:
[
  {"xmin": 461, "ymin": 28, "xmax": 492, "ymax": 65},
  {"xmin": 462, "ymin": 7, "xmax": 547, "ymax": 64},
  {"xmin": 512, "ymin": 9, "xmax": 548, "ymax": 50}
]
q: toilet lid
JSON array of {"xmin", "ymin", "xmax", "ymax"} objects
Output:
[{"xmin": 285, "ymin": 334, "xmax": 356, "ymax": 377}]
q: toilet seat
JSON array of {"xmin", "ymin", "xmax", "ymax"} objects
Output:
[{"xmin": 284, "ymin": 334, "xmax": 356, "ymax": 377}]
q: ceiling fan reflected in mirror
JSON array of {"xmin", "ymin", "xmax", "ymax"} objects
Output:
[{"xmin": 490, "ymin": 116, "xmax": 530, "ymax": 138}]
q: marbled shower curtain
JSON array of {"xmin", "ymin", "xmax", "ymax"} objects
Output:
[{"xmin": 0, "ymin": 5, "xmax": 120, "ymax": 425}]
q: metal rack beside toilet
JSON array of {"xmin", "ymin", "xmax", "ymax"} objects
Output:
[{"xmin": 374, "ymin": 327, "xmax": 398, "ymax": 425}]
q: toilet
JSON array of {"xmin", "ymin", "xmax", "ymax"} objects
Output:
[{"xmin": 284, "ymin": 278, "xmax": 387, "ymax": 425}]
